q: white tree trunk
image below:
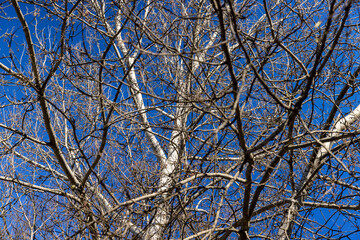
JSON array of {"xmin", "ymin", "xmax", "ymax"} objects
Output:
[{"xmin": 278, "ymin": 103, "xmax": 360, "ymax": 239}]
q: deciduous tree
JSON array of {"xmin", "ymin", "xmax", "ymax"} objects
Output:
[{"xmin": 1, "ymin": 0, "xmax": 360, "ymax": 239}]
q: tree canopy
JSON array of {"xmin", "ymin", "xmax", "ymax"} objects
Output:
[{"xmin": 1, "ymin": 0, "xmax": 360, "ymax": 239}]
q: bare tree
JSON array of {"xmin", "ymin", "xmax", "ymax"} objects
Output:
[{"xmin": 1, "ymin": 0, "xmax": 360, "ymax": 239}]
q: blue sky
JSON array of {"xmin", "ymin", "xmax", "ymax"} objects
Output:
[{"xmin": 1, "ymin": 0, "xmax": 360, "ymax": 239}]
